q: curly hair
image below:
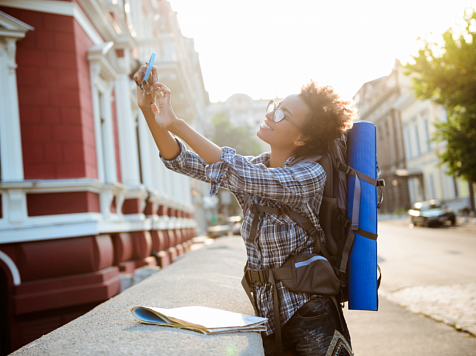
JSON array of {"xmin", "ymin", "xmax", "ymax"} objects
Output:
[{"xmin": 294, "ymin": 80, "xmax": 358, "ymax": 157}]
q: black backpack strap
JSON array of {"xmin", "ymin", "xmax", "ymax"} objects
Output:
[
  {"xmin": 336, "ymin": 160, "xmax": 385, "ymax": 188},
  {"xmin": 338, "ymin": 172, "xmax": 378, "ymax": 278},
  {"xmin": 248, "ymin": 200, "xmax": 288, "ymax": 244},
  {"xmin": 242, "ymin": 263, "xmax": 260, "ymax": 316},
  {"xmin": 268, "ymin": 269, "xmax": 283, "ymax": 356},
  {"xmin": 285, "ymin": 207, "xmax": 334, "ymax": 264},
  {"xmin": 244, "ymin": 267, "xmax": 283, "ymax": 356}
]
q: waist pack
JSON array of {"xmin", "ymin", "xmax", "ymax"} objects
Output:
[
  {"xmin": 245, "ymin": 254, "xmax": 340, "ymax": 298},
  {"xmin": 241, "ymin": 131, "xmax": 384, "ymax": 356}
]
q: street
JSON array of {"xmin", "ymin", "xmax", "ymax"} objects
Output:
[{"xmin": 344, "ymin": 219, "xmax": 476, "ymax": 355}]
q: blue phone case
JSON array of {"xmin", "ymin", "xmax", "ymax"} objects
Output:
[{"xmin": 141, "ymin": 52, "xmax": 156, "ymax": 89}]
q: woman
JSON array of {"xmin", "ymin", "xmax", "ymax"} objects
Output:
[{"xmin": 133, "ymin": 65, "xmax": 356, "ymax": 356}]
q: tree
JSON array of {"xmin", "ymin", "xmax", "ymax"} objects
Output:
[
  {"xmin": 209, "ymin": 111, "xmax": 263, "ymax": 157},
  {"xmin": 404, "ymin": 9, "xmax": 476, "ymax": 211}
]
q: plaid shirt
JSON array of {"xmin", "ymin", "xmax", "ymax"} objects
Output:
[{"xmin": 161, "ymin": 139, "xmax": 326, "ymax": 335}]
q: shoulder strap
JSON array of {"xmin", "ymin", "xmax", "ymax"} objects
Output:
[
  {"xmin": 241, "ymin": 274, "xmax": 259, "ymax": 316},
  {"xmin": 336, "ymin": 160, "xmax": 385, "ymax": 187},
  {"xmin": 242, "ymin": 267, "xmax": 283, "ymax": 356},
  {"xmin": 285, "ymin": 208, "xmax": 334, "ymax": 264}
]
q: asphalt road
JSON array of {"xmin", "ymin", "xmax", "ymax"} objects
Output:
[
  {"xmin": 377, "ymin": 219, "xmax": 476, "ymax": 292},
  {"xmin": 344, "ymin": 220, "xmax": 476, "ymax": 356}
]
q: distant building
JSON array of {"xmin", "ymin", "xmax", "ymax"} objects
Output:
[
  {"xmin": 394, "ymin": 93, "xmax": 472, "ymax": 211},
  {"xmin": 353, "ymin": 59, "xmax": 411, "ymax": 214},
  {"xmin": 0, "ymin": 0, "xmax": 211, "ymax": 353},
  {"xmin": 354, "ymin": 59, "xmax": 474, "ymax": 214}
]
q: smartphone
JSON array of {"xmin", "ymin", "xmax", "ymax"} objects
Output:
[{"xmin": 141, "ymin": 52, "xmax": 156, "ymax": 89}]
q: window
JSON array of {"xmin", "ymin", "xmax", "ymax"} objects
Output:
[
  {"xmin": 428, "ymin": 173, "xmax": 435, "ymax": 199},
  {"xmin": 413, "ymin": 122, "xmax": 421, "ymax": 156},
  {"xmin": 403, "ymin": 126, "xmax": 412, "ymax": 159},
  {"xmin": 421, "ymin": 111, "xmax": 431, "ymax": 152}
]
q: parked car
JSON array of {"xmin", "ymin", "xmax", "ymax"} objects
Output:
[
  {"xmin": 408, "ymin": 200, "xmax": 456, "ymax": 227},
  {"xmin": 206, "ymin": 224, "xmax": 231, "ymax": 238},
  {"xmin": 228, "ymin": 216, "xmax": 242, "ymax": 235}
]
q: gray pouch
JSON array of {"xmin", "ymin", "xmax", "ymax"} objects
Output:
[{"xmin": 273, "ymin": 253, "xmax": 340, "ymax": 296}]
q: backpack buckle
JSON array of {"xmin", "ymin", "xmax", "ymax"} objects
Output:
[
  {"xmin": 336, "ymin": 160, "xmax": 355, "ymax": 176},
  {"xmin": 281, "ymin": 205, "xmax": 290, "ymax": 215},
  {"xmin": 246, "ymin": 269, "xmax": 268, "ymax": 284},
  {"xmin": 337, "ymin": 214, "xmax": 352, "ymax": 229},
  {"xmin": 346, "ymin": 166, "xmax": 355, "ymax": 176},
  {"xmin": 307, "ymin": 226, "xmax": 318, "ymax": 237}
]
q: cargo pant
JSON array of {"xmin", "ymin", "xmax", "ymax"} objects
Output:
[{"xmin": 262, "ymin": 296, "xmax": 352, "ymax": 356}]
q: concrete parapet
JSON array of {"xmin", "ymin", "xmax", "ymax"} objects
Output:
[{"xmin": 11, "ymin": 236, "xmax": 264, "ymax": 356}]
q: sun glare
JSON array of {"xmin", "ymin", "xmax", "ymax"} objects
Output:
[{"xmin": 169, "ymin": 0, "xmax": 476, "ymax": 102}]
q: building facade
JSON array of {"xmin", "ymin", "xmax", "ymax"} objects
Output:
[
  {"xmin": 354, "ymin": 59, "xmax": 474, "ymax": 214},
  {"xmin": 394, "ymin": 92, "xmax": 473, "ymax": 211},
  {"xmin": 353, "ymin": 59, "xmax": 411, "ymax": 214},
  {"xmin": 0, "ymin": 0, "xmax": 210, "ymax": 353}
]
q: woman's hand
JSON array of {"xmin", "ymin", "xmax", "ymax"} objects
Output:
[
  {"xmin": 133, "ymin": 64, "xmax": 180, "ymax": 131},
  {"xmin": 150, "ymin": 82, "xmax": 181, "ymax": 132},
  {"xmin": 133, "ymin": 64, "xmax": 157, "ymax": 110}
]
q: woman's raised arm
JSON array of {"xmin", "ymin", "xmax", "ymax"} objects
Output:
[{"xmin": 134, "ymin": 65, "xmax": 222, "ymax": 164}]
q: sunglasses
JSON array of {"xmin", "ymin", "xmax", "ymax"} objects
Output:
[{"xmin": 266, "ymin": 100, "xmax": 301, "ymax": 131}]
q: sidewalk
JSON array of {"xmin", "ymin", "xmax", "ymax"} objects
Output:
[
  {"xmin": 382, "ymin": 283, "xmax": 476, "ymax": 336},
  {"xmin": 10, "ymin": 234, "xmax": 476, "ymax": 355},
  {"xmin": 345, "ymin": 296, "xmax": 476, "ymax": 356},
  {"xmin": 377, "ymin": 217, "xmax": 476, "ymax": 339}
]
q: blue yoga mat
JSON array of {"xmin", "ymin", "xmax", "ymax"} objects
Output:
[{"xmin": 347, "ymin": 121, "xmax": 378, "ymax": 311}]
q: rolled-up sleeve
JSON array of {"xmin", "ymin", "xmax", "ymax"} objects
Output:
[
  {"xmin": 161, "ymin": 141, "xmax": 325, "ymax": 204},
  {"xmin": 206, "ymin": 147, "xmax": 326, "ymax": 205},
  {"xmin": 160, "ymin": 139, "xmax": 211, "ymax": 184}
]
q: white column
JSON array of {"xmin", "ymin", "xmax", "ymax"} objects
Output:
[
  {"xmin": 0, "ymin": 38, "xmax": 24, "ymax": 180},
  {"xmin": 138, "ymin": 112, "xmax": 154, "ymax": 187},
  {"xmin": 115, "ymin": 72, "xmax": 141, "ymax": 186},
  {"xmin": 89, "ymin": 62, "xmax": 105, "ymax": 182},
  {"xmin": 102, "ymin": 85, "xmax": 117, "ymax": 184}
]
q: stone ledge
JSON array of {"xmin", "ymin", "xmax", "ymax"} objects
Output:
[{"xmin": 12, "ymin": 236, "xmax": 264, "ymax": 356}]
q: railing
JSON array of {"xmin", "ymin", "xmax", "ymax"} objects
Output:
[{"xmin": 11, "ymin": 236, "xmax": 264, "ymax": 356}]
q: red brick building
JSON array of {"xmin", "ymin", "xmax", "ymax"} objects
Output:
[{"xmin": 0, "ymin": 1, "xmax": 209, "ymax": 353}]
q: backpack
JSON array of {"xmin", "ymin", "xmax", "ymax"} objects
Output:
[{"xmin": 241, "ymin": 130, "xmax": 385, "ymax": 356}]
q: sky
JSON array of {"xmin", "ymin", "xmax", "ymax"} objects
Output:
[{"xmin": 168, "ymin": 0, "xmax": 476, "ymax": 103}]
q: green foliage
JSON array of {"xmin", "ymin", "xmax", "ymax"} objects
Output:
[
  {"xmin": 209, "ymin": 111, "xmax": 263, "ymax": 157},
  {"xmin": 404, "ymin": 9, "xmax": 476, "ymax": 184},
  {"xmin": 433, "ymin": 111, "xmax": 476, "ymax": 181}
]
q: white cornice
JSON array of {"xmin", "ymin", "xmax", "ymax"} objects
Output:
[
  {"xmin": 0, "ymin": 178, "xmax": 126, "ymax": 194},
  {"xmin": 0, "ymin": 217, "xmax": 153, "ymax": 243},
  {"xmin": 77, "ymin": 0, "xmax": 120, "ymax": 40},
  {"xmin": 0, "ymin": 9, "xmax": 34, "ymax": 33},
  {"xmin": 0, "ymin": 0, "xmax": 103, "ymax": 45}
]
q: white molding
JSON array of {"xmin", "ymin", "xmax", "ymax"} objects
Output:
[
  {"xmin": 0, "ymin": 9, "xmax": 34, "ymax": 33},
  {"xmin": 26, "ymin": 212, "xmax": 103, "ymax": 226},
  {"xmin": 0, "ymin": 179, "xmax": 126, "ymax": 194},
  {"xmin": 0, "ymin": 250, "xmax": 21, "ymax": 285},
  {"xmin": 0, "ymin": 218, "xmax": 153, "ymax": 244},
  {"xmin": 0, "ymin": 0, "xmax": 103, "ymax": 45},
  {"xmin": 88, "ymin": 42, "xmax": 117, "ymax": 81},
  {"xmin": 5, "ymin": 189, "xmax": 27, "ymax": 224}
]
